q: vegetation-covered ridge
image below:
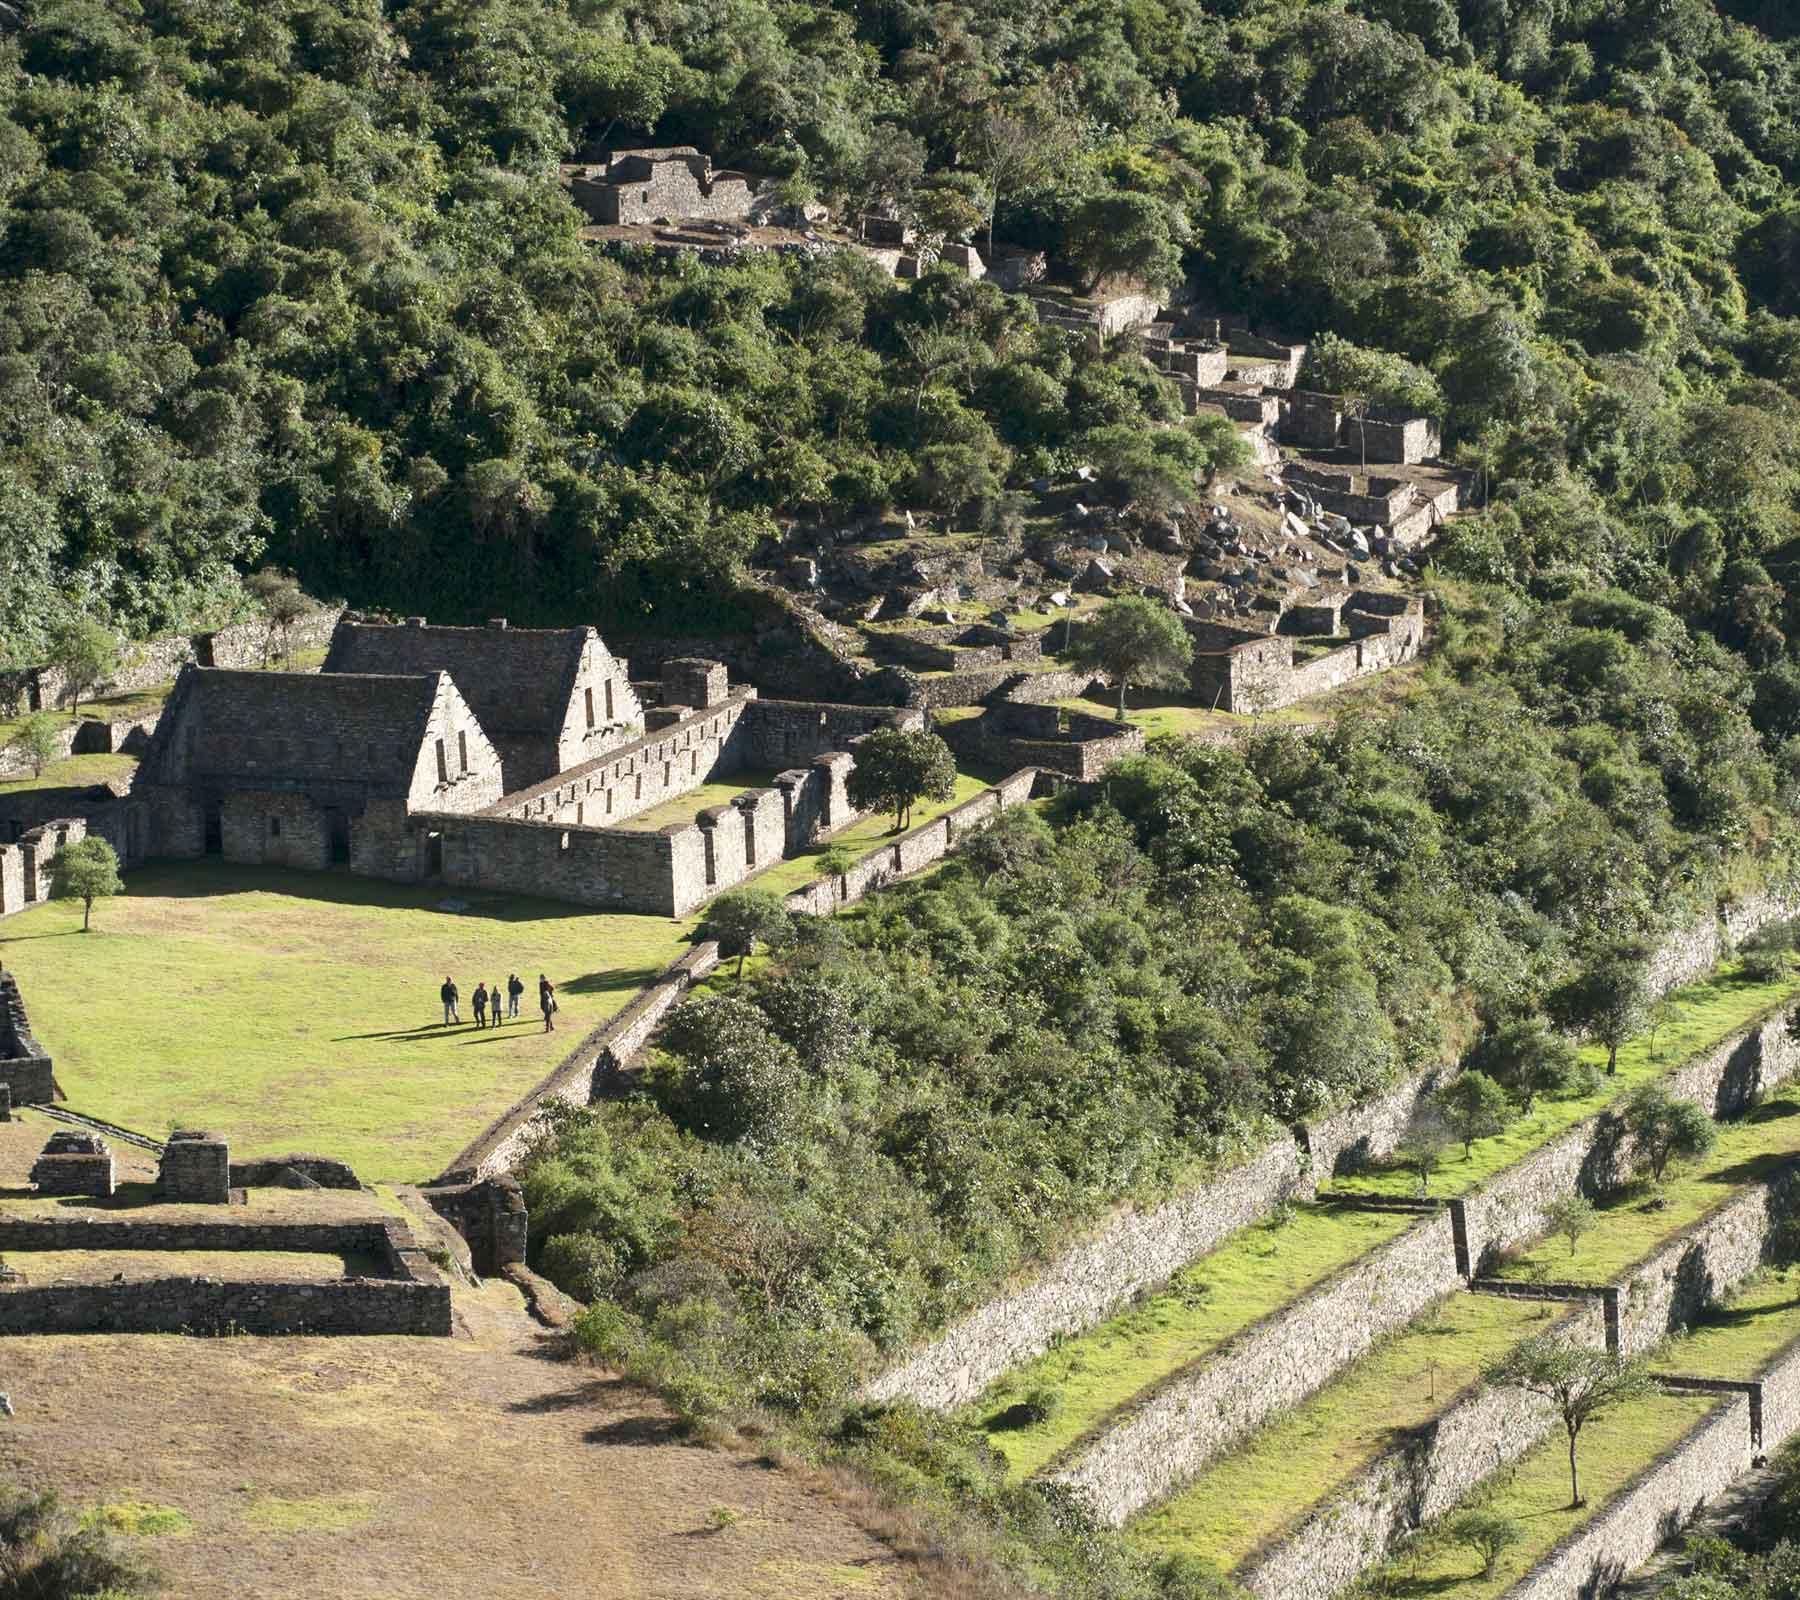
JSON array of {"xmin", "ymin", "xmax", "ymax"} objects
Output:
[{"xmin": 6, "ymin": 0, "xmax": 1800, "ymax": 686}]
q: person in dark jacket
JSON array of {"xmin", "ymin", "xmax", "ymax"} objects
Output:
[
  {"xmin": 440, "ymin": 977, "xmax": 460, "ymax": 1026},
  {"xmin": 472, "ymin": 982, "xmax": 488, "ymax": 1029},
  {"xmin": 507, "ymin": 973, "xmax": 524, "ymax": 1019},
  {"xmin": 539, "ymin": 974, "xmax": 557, "ymax": 1032}
]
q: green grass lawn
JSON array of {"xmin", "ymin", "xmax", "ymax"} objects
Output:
[
  {"xmin": 0, "ymin": 753, "xmax": 138, "ymax": 793},
  {"xmin": 966, "ymin": 961, "xmax": 1800, "ymax": 1484},
  {"xmin": 1337, "ymin": 962, "xmax": 1800, "ymax": 1203},
  {"xmin": 1363, "ymin": 1284, "xmax": 1800, "ymax": 1597},
  {"xmin": 969, "ymin": 1204, "xmax": 1415, "ymax": 1478},
  {"xmin": 610, "ymin": 769, "xmax": 783, "ymax": 831},
  {"xmin": 1129, "ymin": 1293, "xmax": 1565, "ymax": 1571},
  {"xmin": 1494, "ymin": 1094, "xmax": 1800, "ymax": 1285},
  {"xmin": 0, "ymin": 861, "xmax": 692, "ymax": 1180}
]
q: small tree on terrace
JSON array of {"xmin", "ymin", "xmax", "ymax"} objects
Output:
[
  {"xmin": 1549, "ymin": 945, "xmax": 1651, "ymax": 1076},
  {"xmin": 7, "ymin": 713, "xmax": 61, "ymax": 779},
  {"xmin": 1622, "ymin": 1084, "xmax": 1717, "ymax": 1185},
  {"xmin": 246, "ymin": 568, "xmax": 310, "ymax": 668},
  {"xmin": 49, "ymin": 835, "xmax": 122, "ymax": 932},
  {"xmin": 1484, "ymin": 1336, "xmax": 1655, "ymax": 1507},
  {"xmin": 44, "ymin": 618, "xmax": 120, "ymax": 714},
  {"xmin": 1396, "ymin": 1104, "xmax": 1454, "ymax": 1196},
  {"xmin": 846, "ymin": 727, "xmax": 956, "ymax": 832},
  {"xmin": 1067, "ymin": 596, "xmax": 1195, "ymax": 722},
  {"xmin": 1547, "ymin": 1193, "xmax": 1598, "ymax": 1259},
  {"xmin": 1476, "ymin": 1017, "xmax": 1588, "ymax": 1112},
  {"xmin": 1446, "ymin": 1509, "xmax": 1523, "ymax": 1580},
  {"xmin": 700, "ymin": 888, "xmax": 795, "ymax": 979},
  {"xmin": 1437, "ymin": 1071, "xmax": 1513, "ymax": 1157}
]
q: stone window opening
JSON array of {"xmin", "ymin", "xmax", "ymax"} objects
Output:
[
  {"xmin": 435, "ymin": 739, "xmax": 448, "ymax": 784},
  {"xmin": 605, "ymin": 680, "xmax": 615, "ymax": 721},
  {"xmin": 269, "ymin": 816, "xmax": 281, "ymax": 839},
  {"xmin": 664, "ymin": 761, "xmax": 672, "ymax": 786},
  {"xmin": 585, "ymin": 688, "xmax": 595, "ymax": 730},
  {"xmin": 458, "ymin": 730, "xmax": 469, "ymax": 774},
  {"xmin": 605, "ymin": 789, "xmax": 613, "ymax": 814}
]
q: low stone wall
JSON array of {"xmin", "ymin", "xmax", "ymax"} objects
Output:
[
  {"xmin": 442, "ymin": 941, "xmax": 721, "ymax": 1183},
  {"xmin": 1237, "ymin": 1302, "xmax": 1606, "ymax": 1600},
  {"xmin": 1041, "ymin": 1211, "xmax": 1463, "ymax": 1526},
  {"xmin": 0, "ymin": 1216, "xmax": 403, "ymax": 1256},
  {"xmin": 8, "ymin": 608, "xmax": 340, "ymax": 717},
  {"xmin": 0, "ymin": 1277, "xmax": 449, "ymax": 1337},
  {"xmin": 227, "ymin": 1155, "xmax": 360, "ymax": 1190}
]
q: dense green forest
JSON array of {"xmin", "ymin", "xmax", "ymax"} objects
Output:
[{"xmin": 4, "ymin": 0, "xmax": 1800, "ymax": 665}]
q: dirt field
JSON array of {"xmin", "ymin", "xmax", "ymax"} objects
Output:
[{"xmin": 0, "ymin": 1281, "xmax": 905, "ymax": 1600}]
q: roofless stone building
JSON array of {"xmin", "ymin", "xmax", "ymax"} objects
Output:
[{"xmin": 130, "ymin": 616, "xmax": 917, "ymax": 915}]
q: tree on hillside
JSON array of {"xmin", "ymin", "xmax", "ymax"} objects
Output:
[
  {"xmin": 246, "ymin": 568, "xmax": 311, "ymax": 668},
  {"xmin": 1475, "ymin": 1017, "xmax": 1589, "ymax": 1112},
  {"xmin": 846, "ymin": 727, "xmax": 956, "ymax": 832},
  {"xmin": 49, "ymin": 836, "xmax": 122, "ymax": 933},
  {"xmin": 44, "ymin": 620, "xmax": 119, "ymax": 715},
  {"xmin": 1396, "ymin": 1104, "xmax": 1454, "ymax": 1196},
  {"xmin": 1068, "ymin": 597, "xmax": 1195, "ymax": 721},
  {"xmin": 1446, "ymin": 1509, "xmax": 1523, "ymax": 1580},
  {"xmin": 1547, "ymin": 1193, "xmax": 1598, "ymax": 1259},
  {"xmin": 699, "ymin": 888, "xmax": 796, "ymax": 980},
  {"xmin": 1622, "ymin": 1084, "xmax": 1717, "ymax": 1185},
  {"xmin": 1484, "ymin": 1337, "xmax": 1655, "ymax": 1507},
  {"xmin": 6, "ymin": 713, "xmax": 60, "ymax": 779},
  {"xmin": 1064, "ymin": 190, "xmax": 1186, "ymax": 294},
  {"xmin": 1549, "ymin": 947, "xmax": 1651, "ymax": 1075},
  {"xmin": 1437, "ymin": 1070, "xmax": 1513, "ymax": 1156}
]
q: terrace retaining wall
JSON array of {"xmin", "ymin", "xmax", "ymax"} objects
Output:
[
  {"xmin": 1237, "ymin": 1303, "xmax": 1606, "ymax": 1600},
  {"xmin": 863, "ymin": 1061, "xmax": 1448, "ymax": 1411},
  {"xmin": 1035, "ymin": 996, "xmax": 1800, "ymax": 1526},
  {"xmin": 1239, "ymin": 1154, "xmax": 1800, "ymax": 1600},
  {"xmin": 1041, "ymin": 1210, "xmax": 1465, "ymax": 1526}
]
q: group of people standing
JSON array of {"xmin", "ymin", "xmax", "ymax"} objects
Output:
[{"xmin": 438, "ymin": 972, "xmax": 558, "ymax": 1032}]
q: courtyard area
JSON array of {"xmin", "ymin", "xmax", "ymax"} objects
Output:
[{"xmin": 0, "ymin": 862, "xmax": 693, "ymax": 1180}]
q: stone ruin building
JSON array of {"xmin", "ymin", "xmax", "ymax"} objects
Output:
[
  {"xmin": 111, "ymin": 617, "xmax": 918, "ymax": 918},
  {"xmin": 1182, "ymin": 593, "xmax": 1425, "ymax": 714},
  {"xmin": 30, "ymin": 1130, "xmax": 112, "ymax": 1198},
  {"xmin": 321, "ymin": 619, "xmax": 639, "ymax": 793},
  {"xmin": 569, "ymin": 147, "xmax": 771, "ymax": 228},
  {"xmin": 133, "ymin": 666, "xmax": 504, "ymax": 876}
]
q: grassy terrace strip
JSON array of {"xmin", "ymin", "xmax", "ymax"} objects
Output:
[
  {"xmin": 1357, "ymin": 1277, "xmax": 1800, "ymax": 1598},
  {"xmin": 607, "ymin": 769, "xmax": 784, "ymax": 830},
  {"xmin": 1493, "ymin": 1093, "xmax": 1800, "ymax": 1286},
  {"xmin": 967, "ymin": 961, "xmax": 1800, "ymax": 1475},
  {"xmin": 743, "ymin": 769, "xmax": 996, "ymax": 900},
  {"xmin": 0, "ymin": 753, "xmax": 138, "ymax": 793},
  {"xmin": 1128, "ymin": 1292, "xmax": 1561, "ymax": 1570},
  {"xmin": 972, "ymin": 1206, "xmax": 1414, "ymax": 1477},
  {"xmin": 1338, "ymin": 961, "xmax": 1800, "ymax": 1202}
]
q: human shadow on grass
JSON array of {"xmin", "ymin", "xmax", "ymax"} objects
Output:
[
  {"xmin": 560, "ymin": 965, "xmax": 668, "ymax": 996},
  {"xmin": 508, "ymin": 1381, "xmax": 616, "ymax": 1415}
]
